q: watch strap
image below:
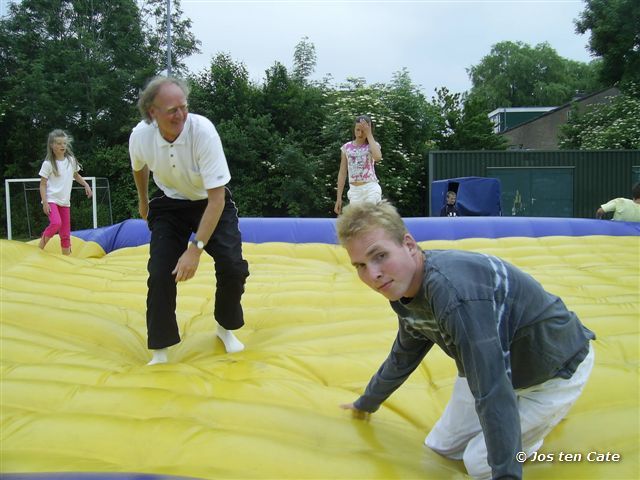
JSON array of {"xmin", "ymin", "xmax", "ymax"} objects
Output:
[{"xmin": 190, "ymin": 239, "xmax": 205, "ymax": 250}]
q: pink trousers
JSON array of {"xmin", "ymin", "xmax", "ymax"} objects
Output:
[{"xmin": 42, "ymin": 203, "xmax": 72, "ymax": 248}]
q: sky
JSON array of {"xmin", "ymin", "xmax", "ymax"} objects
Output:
[
  {"xmin": 179, "ymin": 0, "xmax": 595, "ymax": 97},
  {"xmin": 0, "ymin": 0, "xmax": 594, "ymax": 97}
]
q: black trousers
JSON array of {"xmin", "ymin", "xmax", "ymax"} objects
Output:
[{"xmin": 145, "ymin": 188, "xmax": 250, "ymax": 349}]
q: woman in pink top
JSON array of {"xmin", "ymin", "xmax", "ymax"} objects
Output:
[{"xmin": 334, "ymin": 115, "xmax": 383, "ymax": 215}]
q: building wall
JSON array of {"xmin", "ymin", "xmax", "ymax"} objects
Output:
[
  {"xmin": 489, "ymin": 108, "xmax": 555, "ymax": 133},
  {"xmin": 500, "ymin": 88, "xmax": 620, "ymax": 150}
]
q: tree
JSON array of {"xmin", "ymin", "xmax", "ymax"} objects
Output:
[
  {"xmin": 254, "ymin": 59, "xmax": 331, "ymax": 215},
  {"xmin": 188, "ymin": 52, "xmax": 255, "ymax": 123},
  {"xmin": 189, "ymin": 48, "xmax": 331, "ymax": 217},
  {"xmin": 0, "ymin": 0, "xmax": 156, "ymax": 179},
  {"xmin": 575, "ymin": 0, "xmax": 640, "ymax": 86},
  {"xmin": 266, "ymin": 144, "xmax": 325, "ymax": 217},
  {"xmin": 137, "ymin": 0, "xmax": 201, "ymax": 75},
  {"xmin": 431, "ymin": 88, "xmax": 507, "ymax": 151},
  {"xmin": 0, "ymin": 0, "xmax": 199, "ymax": 232},
  {"xmin": 467, "ymin": 41, "xmax": 603, "ymax": 110},
  {"xmin": 212, "ymin": 114, "xmax": 286, "ymax": 216},
  {"xmin": 292, "ymin": 36, "xmax": 316, "ymax": 83},
  {"xmin": 558, "ymin": 83, "xmax": 640, "ymax": 149}
]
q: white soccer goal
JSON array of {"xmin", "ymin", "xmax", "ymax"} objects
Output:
[{"xmin": 4, "ymin": 177, "xmax": 112, "ymax": 240}]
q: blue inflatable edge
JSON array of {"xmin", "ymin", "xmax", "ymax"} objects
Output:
[{"xmin": 71, "ymin": 217, "xmax": 640, "ymax": 254}]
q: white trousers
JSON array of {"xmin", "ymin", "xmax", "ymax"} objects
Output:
[
  {"xmin": 425, "ymin": 344, "xmax": 595, "ymax": 479},
  {"xmin": 347, "ymin": 182, "xmax": 382, "ymax": 204}
]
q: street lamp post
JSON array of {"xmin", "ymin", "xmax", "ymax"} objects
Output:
[{"xmin": 166, "ymin": 0, "xmax": 172, "ymax": 75}]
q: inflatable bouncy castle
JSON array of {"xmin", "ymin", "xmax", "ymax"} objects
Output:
[{"xmin": 1, "ymin": 216, "xmax": 638, "ymax": 479}]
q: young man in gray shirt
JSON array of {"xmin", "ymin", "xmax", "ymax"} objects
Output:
[{"xmin": 336, "ymin": 200, "xmax": 595, "ymax": 479}]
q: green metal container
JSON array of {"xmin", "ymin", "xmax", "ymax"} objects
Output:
[{"xmin": 427, "ymin": 150, "xmax": 640, "ymax": 218}]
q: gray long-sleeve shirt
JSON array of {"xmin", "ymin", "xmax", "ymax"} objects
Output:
[{"xmin": 353, "ymin": 250, "xmax": 595, "ymax": 479}]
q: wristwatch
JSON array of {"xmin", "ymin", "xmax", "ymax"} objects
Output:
[{"xmin": 190, "ymin": 239, "xmax": 205, "ymax": 250}]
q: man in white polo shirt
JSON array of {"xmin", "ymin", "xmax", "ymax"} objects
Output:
[{"xmin": 130, "ymin": 76, "xmax": 250, "ymax": 365}]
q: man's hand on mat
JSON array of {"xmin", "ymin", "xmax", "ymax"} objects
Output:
[{"xmin": 340, "ymin": 402, "xmax": 371, "ymax": 421}]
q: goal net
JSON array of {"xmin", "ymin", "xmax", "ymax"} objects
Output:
[{"xmin": 4, "ymin": 177, "xmax": 113, "ymax": 240}]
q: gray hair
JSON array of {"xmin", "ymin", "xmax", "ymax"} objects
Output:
[{"xmin": 137, "ymin": 76, "xmax": 190, "ymax": 123}]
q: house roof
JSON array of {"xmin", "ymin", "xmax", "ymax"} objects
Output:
[
  {"xmin": 488, "ymin": 106, "xmax": 556, "ymax": 118},
  {"xmin": 499, "ymin": 86, "xmax": 620, "ymax": 134}
]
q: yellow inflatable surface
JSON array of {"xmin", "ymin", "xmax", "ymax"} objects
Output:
[{"xmin": 1, "ymin": 235, "xmax": 638, "ymax": 479}]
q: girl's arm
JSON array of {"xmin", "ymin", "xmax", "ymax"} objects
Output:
[
  {"xmin": 368, "ymin": 140, "xmax": 382, "ymax": 162},
  {"xmin": 361, "ymin": 121, "xmax": 382, "ymax": 161},
  {"xmin": 334, "ymin": 151, "xmax": 348, "ymax": 215},
  {"xmin": 73, "ymin": 172, "xmax": 93, "ymax": 198},
  {"xmin": 39, "ymin": 177, "xmax": 50, "ymax": 215}
]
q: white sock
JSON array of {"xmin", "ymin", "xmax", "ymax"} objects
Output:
[
  {"xmin": 216, "ymin": 325, "xmax": 245, "ymax": 353},
  {"xmin": 147, "ymin": 348, "xmax": 168, "ymax": 365}
]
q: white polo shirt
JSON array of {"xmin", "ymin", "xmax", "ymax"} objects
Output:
[{"xmin": 129, "ymin": 114, "xmax": 231, "ymax": 201}]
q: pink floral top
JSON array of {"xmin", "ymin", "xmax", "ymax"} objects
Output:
[{"xmin": 342, "ymin": 141, "xmax": 380, "ymax": 184}]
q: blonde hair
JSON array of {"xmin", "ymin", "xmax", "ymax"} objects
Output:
[
  {"xmin": 138, "ymin": 76, "xmax": 190, "ymax": 123},
  {"xmin": 45, "ymin": 129, "xmax": 79, "ymax": 176},
  {"xmin": 336, "ymin": 200, "xmax": 407, "ymax": 246}
]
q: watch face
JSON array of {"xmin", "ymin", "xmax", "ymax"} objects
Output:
[{"xmin": 193, "ymin": 240, "xmax": 204, "ymax": 249}]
